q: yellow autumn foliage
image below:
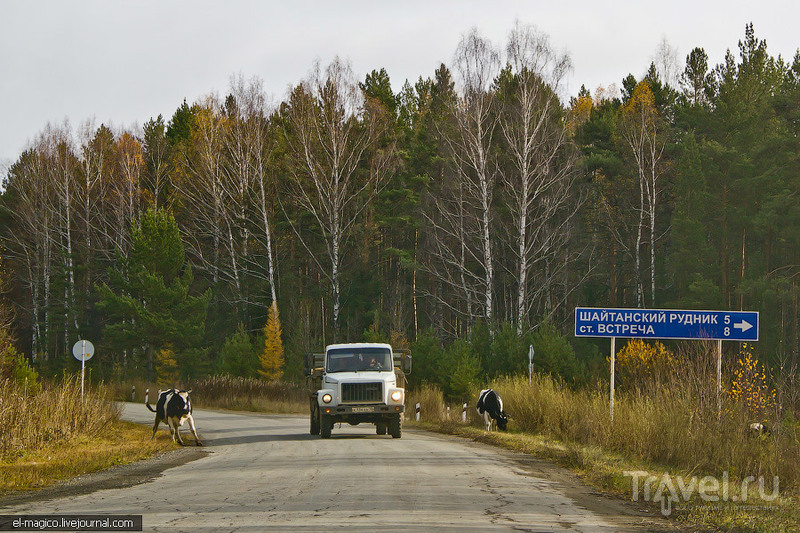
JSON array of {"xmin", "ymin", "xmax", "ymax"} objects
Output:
[
  {"xmin": 567, "ymin": 92, "xmax": 593, "ymax": 136},
  {"xmin": 259, "ymin": 302, "xmax": 284, "ymax": 381},
  {"xmin": 615, "ymin": 338, "xmax": 675, "ymax": 384},
  {"xmin": 156, "ymin": 346, "xmax": 179, "ymax": 385},
  {"xmin": 728, "ymin": 342, "xmax": 775, "ymax": 418}
]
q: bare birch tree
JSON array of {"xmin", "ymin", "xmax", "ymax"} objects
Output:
[
  {"xmin": 284, "ymin": 58, "xmax": 396, "ymax": 334},
  {"xmin": 224, "ymin": 74, "xmax": 278, "ymax": 308},
  {"xmin": 77, "ymin": 122, "xmax": 115, "ymax": 304},
  {"xmin": 111, "ymin": 131, "xmax": 143, "ymax": 256},
  {"xmin": 177, "ymin": 99, "xmax": 226, "ymax": 288},
  {"xmin": 4, "ymin": 148, "xmax": 53, "ymax": 358},
  {"xmin": 42, "ymin": 124, "xmax": 81, "ymax": 346},
  {"xmin": 653, "ymin": 36, "xmax": 681, "ymax": 89},
  {"xmin": 619, "ymin": 81, "xmax": 666, "ymax": 307},
  {"xmin": 438, "ymin": 29, "xmax": 501, "ymax": 327},
  {"xmin": 499, "ymin": 23, "xmax": 581, "ymax": 333}
]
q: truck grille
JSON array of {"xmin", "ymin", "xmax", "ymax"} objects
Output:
[{"xmin": 341, "ymin": 382, "xmax": 382, "ymax": 403}]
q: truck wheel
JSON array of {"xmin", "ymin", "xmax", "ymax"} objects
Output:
[
  {"xmin": 310, "ymin": 405, "xmax": 320, "ymax": 435},
  {"xmin": 389, "ymin": 414, "xmax": 402, "ymax": 439},
  {"xmin": 376, "ymin": 421, "xmax": 387, "ymax": 435},
  {"xmin": 320, "ymin": 414, "xmax": 332, "ymax": 439}
]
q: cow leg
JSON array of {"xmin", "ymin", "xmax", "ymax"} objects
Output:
[
  {"xmin": 186, "ymin": 414, "xmax": 202, "ymax": 446},
  {"xmin": 166, "ymin": 418, "xmax": 176, "ymax": 443},
  {"xmin": 151, "ymin": 417, "xmax": 161, "ymax": 439},
  {"xmin": 484, "ymin": 411, "xmax": 491, "ymax": 431},
  {"xmin": 166, "ymin": 417, "xmax": 180, "ymax": 445},
  {"xmin": 172, "ymin": 418, "xmax": 186, "ymax": 445}
]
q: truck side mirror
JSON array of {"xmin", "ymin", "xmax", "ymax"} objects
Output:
[
  {"xmin": 403, "ymin": 353, "xmax": 412, "ymax": 375},
  {"xmin": 393, "ymin": 352, "xmax": 412, "ymax": 374},
  {"xmin": 305, "ymin": 353, "xmax": 325, "ymax": 376}
]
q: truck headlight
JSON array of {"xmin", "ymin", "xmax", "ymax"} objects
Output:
[
  {"xmin": 322, "ymin": 393, "xmax": 332, "ymax": 404},
  {"xmin": 390, "ymin": 391, "xmax": 402, "ymax": 402}
]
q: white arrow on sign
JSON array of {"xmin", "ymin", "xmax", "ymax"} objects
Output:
[{"xmin": 734, "ymin": 320, "xmax": 753, "ymax": 332}]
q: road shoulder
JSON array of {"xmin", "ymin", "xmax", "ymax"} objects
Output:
[
  {"xmin": 0, "ymin": 447, "xmax": 208, "ymax": 508},
  {"xmin": 410, "ymin": 426, "xmax": 679, "ymax": 532}
]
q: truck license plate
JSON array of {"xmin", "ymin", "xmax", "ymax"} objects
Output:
[{"xmin": 351, "ymin": 407, "xmax": 373, "ymax": 413}]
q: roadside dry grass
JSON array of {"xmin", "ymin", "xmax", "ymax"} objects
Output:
[
  {"xmin": 0, "ymin": 377, "xmax": 175, "ymax": 495},
  {"xmin": 1, "ymin": 421, "xmax": 174, "ymax": 495},
  {"xmin": 112, "ymin": 375, "xmax": 307, "ymax": 414}
]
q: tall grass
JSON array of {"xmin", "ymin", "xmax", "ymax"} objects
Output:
[
  {"xmin": 407, "ymin": 384, "xmax": 458, "ymax": 424},
  {"xmin": 491, "ymin": 373, "xmax": 800, "ymax": 489},
  {"xmin": 408, "ymin": 345, "xmax": 800, "ymax": 491},
  {"xmin": 192, "ymin": 375, "xmax": 306, "ymax": 412},
  {"xmin": 112, "ymin": 375, "xmax": 308, "ymax": 414},
  {"xmin": 0, "ymin": 376, "xmax": 118, "ymax": 459}
]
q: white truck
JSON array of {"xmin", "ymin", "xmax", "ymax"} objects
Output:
[{"xmin": 306, "ymin": 343, "xmax": 411, "ymax": 439}]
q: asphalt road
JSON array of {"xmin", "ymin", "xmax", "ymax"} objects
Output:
[{"xmin": 1, "ymin": 403, "xmax": 674, "ymax": 532}]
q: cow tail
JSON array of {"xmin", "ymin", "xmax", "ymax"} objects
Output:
[{"xmin": 145, "ymin": 389, "xmax": 157, "ymax": 413}]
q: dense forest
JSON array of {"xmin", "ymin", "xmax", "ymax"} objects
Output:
[{"xmin": 1, "ymin": 23, "xmax": 799, "ymax": 392}]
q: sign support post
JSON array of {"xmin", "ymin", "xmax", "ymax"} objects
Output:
[
  {"xmin": 717, "ymin": 339, "xmax": 723, "ymax": 417},
  {"xmin": 81, "ymin": 341, "xmax": 85, "ymax": 400},
  {"xmin": 610, "ymin": 337, "xmax": 616, "ymax": 423},
  {"xmin": 72, "ymin": 340, "xmax": 95, "ymax": 402}
]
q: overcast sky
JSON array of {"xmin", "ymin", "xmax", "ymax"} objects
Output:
[{"xmin": 2, "ymin": 0, "xmax": 799, "ymax": 171}]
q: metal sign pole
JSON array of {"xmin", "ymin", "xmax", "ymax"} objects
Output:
[
  {"xmin": 80, "ymin": 340, "xmax": 86, "ymax": 402},
  {"xmin": 610, "ymin": 337, "xmax": 616, "ymax": 423},
  {"xmin": 72, "ymin": 339, "xmax": 94, "ymax": 403},
  {"xmin": 717, "ymin": 339, "xmax": 723, "ymax": 418}
]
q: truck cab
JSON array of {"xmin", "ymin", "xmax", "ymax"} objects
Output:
[{"xmin": 306, "ymin": 343, "xmax": 411, "ymax": 439}]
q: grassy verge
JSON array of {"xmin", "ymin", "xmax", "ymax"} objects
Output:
[
  {"xmin": 411, "ymin": 419, "xmax": 798, "ymax": 532},
  {"xmin": 407, "ymin": 382, "xmax": 800, "ymax": 533},
  {"xmin": 1, "ymin": 376, "xmax": 177, "ymax": 495},
  {"xmin": 0, "ymin": 420, "xmax": 175, "ymax": 495}
]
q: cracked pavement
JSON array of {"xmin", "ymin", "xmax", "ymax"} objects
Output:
[{"xmin": 0, "ymin": 403, "xmax": 675, "ymax": 532}]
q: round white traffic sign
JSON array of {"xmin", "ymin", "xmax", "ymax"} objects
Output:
[{"xmin": 72, "ymin": 340, "xmax": 95, "ymax": 362}]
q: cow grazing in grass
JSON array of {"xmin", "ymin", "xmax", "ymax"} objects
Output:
[
  {"xmin": 146, "ymin": 388, "xmax": 202, "ymax": 446},
  {"xmin": 476, "ymin": 388, "xmax": 508, "ymax": 431},
  {"xmin": 748, "ymin": 422, "xmax": 771, "ymax": 437}
]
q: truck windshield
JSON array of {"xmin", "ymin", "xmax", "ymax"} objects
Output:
[{"xmin": 326, "ymin": 348, "xmax": 392, "ymax": 373}]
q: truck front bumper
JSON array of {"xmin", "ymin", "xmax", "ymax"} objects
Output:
[{"xmin": 321, "ymin": 404, "xmax": 405, "ymax": 415}]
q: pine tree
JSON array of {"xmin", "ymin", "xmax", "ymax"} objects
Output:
[
  {"xmin": 218, "ymin": 325, "xmax": 258, "ymax": 378},
  {"xmin": 259, "ymin": 302, "xmax": 284, "ymax": 381},
  {"xmin": 96, "ymin": 208, "xmax": 211, "ymax": 380}
]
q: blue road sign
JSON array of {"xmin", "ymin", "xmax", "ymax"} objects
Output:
[{"xmin": 574, "ymin": 307, "xmax": 759, "ymax": 341}]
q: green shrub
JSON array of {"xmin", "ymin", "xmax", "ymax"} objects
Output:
[
  {"xmin": 217, "ymin": 324, "xmax": 259, "ymax": 378},
  {"xmin": 489, "ymin": 321, "xmax": 529, "ymax": 376},
  {"xmin": 408, "ymin": 328, "xmax": 444, "ymax": 390},
  {"xmin": 0, "ymin": 340, "xmax": 41, "ymax": 395},
  {"xmin": 442, "ymin": 340, "xmax": 481, "ymax": 400},
  {"xmin": 530, "ymin": 321, "xmax": 586, "ymax": 385}
]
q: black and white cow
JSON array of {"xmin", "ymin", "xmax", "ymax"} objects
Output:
[
  {"xmin": 146, "ymin": 388, "xmax": 202, "ymax": 446},
  {"xmin": 476, "ymin": 388, "xmax": 508, "ymax": 431},
  {"xmin": 748, "ymin": 422, "xmax": 771, "ymax": 437}
]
